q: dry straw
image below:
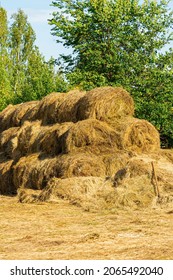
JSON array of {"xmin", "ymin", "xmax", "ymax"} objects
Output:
[
  {"xmin": 76, "ymin": 86, "xmax": 134, "ymax": 123},
  {"xmin": 113, "ymin": 117, "xmax": 160, "ymax": 153},
  {"xmin": 61, "ymin": 119, "xmax": 118, "ymax": 154},
  {"xmin": 0, "ymin": 156, "xmax": 16, "ymax": 194},
  {"xmin": 0, "ymin": 101, "xmax": 38, "ymax": 132}
]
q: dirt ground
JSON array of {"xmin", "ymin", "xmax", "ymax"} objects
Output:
[{"xmin": 0, "ymin": 195, "xmax": 173, "ymax": 260}]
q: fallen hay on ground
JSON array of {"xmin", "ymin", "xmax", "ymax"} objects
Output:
[
  {"xmin": 61, "ymin": 119, "xmax": 118, "ymax": 154},
  {"xmin": 76, "ymin": 86, "xmax": 134, "ymax": 123},
  {"xmin": 33, "ymin": 175, "xmax": 156, "ymax": 211},
  {"xmin": 113, "ymin": 117, "xmax": 160, "ymax": 153}
]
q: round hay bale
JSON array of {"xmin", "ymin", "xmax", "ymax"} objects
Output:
[
  {"xmin": 0, "ymin": 157, "xmax": 16, "ymax": 194},
  {"xmin": 0, "ymin": 127, "xmax": 19, "ymax": 158},
  {"xmin": 57, "ymin": 153, "xmax": 106, "ymax": 178},
  {"xmin": 0, "ymin": 104, "xmax": 18, "ymax": 132},
  {"xmin": 13, "ymin": 153, "xmax": 60, "ymax": 190},
  {"xmin": 61, "ymin": 119, "xmax": 118, "ymax": 154},
  {"xmin": 20, "ymin": 101, "xmax": 40, "ymax": 124},
  {"xmin": 114, "ymin": 117, "xmax": 160, "ymax": 153},
  {"xmin": 31, "ymin": 122, "xmax": 73, "ymax": 156},
  {"xmin": 56, "ymin": 90, "xmax": 86, "ymax": 123},
  {"xmin": 11, "ymin": 101, "xmax": 39, "ymax": 127},
  {"xmin": 36, "ymin": 92, "xmax": 67, "ymax": 124},
  {"xmin": 76, "ymin": 86, "xmax": 134, "ymax": 123},
  {"xmin": 11, "ymin": 121, "xmax": 42, "ymax": 160}
]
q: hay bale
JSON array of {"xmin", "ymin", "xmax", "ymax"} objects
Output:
[
  {"xmin": 13, "ymin": 154, "xmax": 60, "ymax": 190},
  {"xmin": 114, "ymin": 117, "xmax": 160, "ymax": 153},
  {"xmin": 32, "ymin": 122, "xmax": 73, "ymax": 156},
  {"xmin": 20, "ymin": 101, "xmax": 40, "ymax": 124},
  {"xmin": 61, "ymin": 119, "xmax": 118, "ymax": 154},
  {"xmin": 8, "ymin": 121, "xmax": 42, "ymax": 160},
  {"xmin": 36, "ymin": 92, "xmax": 68, "ymax": 124},
  {"xmin": 11, "ymin": 101, "xmax": 39, "ymax": 127},
  {"xmin": 57, "ymin": 153, "xmax": 106, "ymax": 178},
  {"xmin": 0, "ymin": 157, "xmax": 16, "ymax": 194},
  {"xmin": 0, "ymin": 127, "xmax": 19, "ymax": 158},
  {"xmin": 13, "ymin": 121, "xmax": 73, "ymax": 159},
  {"xmin": 0, "ymin": 101, "xmax": 39, "ymax": 132},
  {"xmin": 0, "ymin": 104, "xmax": 18, "ymax": 132},
  {"xmin": 76, "ymin": 86, "xmax": 134, "ymax": 123},
  {"xmin": 56, "ymin": 90, "xmax": 85, "ymax": 123}
]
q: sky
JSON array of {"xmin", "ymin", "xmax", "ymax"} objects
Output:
[{"xmin": 1, "ymin": 0, "xmax": 173, "ymax": 61}]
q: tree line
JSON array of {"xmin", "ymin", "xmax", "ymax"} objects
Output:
[
  {"xmin": 0, "ymin": 7, "xmax": 67, "ymax": 111},
  {"xmin": 0, "ymin": 1, "xmax": 173, "ymax": 147}
]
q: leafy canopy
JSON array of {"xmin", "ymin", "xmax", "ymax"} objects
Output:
[{"xmin": 50, "ymin": 0, "xmax": 173, "ymax": 147}]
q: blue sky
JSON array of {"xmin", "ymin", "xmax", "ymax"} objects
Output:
[{"xmin": 1, "ymin": 0, "xmax": 173, "ymax": 61}]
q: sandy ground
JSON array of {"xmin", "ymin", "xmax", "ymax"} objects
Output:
[{"xmin": 0, "ymin": 195, "xmax": 173, "ymax": 260}]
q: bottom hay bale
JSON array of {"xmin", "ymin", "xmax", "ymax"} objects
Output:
[
  {"xmin": 13, "ymin": 153, "xmax": 107, "ymax": 191},
  {"xmin": 0, "ymin": 158, "xmax": 16, "ymax": 194},
  {"xmin": 36, "ymin": 175, "xmax": 156, "ymax": 212},
  {"xmin": 13, "ymin": 154, "xmax": 59, "ymax": 190}
]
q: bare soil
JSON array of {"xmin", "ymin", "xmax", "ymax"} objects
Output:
[{"xmin": 0, "ymin": 195, "xmax": 173, "ymax": 260}]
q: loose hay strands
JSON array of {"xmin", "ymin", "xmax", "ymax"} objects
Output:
[
  {"xmin": 76, "ymin": 86, "xmax": 134, "ymax": 123},
  {"xmin": 113, "ymin": 117, "xmax": 160, "ymax": 153},
  {"xmin": 61, "ymin": 119, "xmax": 118, "ymax": 154},
  {"xmin": 37, "ymin": 174, "xmax": 155, "ymax": 211},
  {"xmin": 0, "ymin": 157, "xmax": 16, "ymax": 194},
  {"xmin": 13, "ymin": 153, "xmax": 59, "ymax": 190}
]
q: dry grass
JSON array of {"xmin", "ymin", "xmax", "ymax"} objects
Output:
[
  {"xmin": 61, "ymin": 119, "xmax": 118, "ymax": 154},
  {"xmin": 0, "ymin": 195, "xmax": 173, "ymax": 260},
  {"xmin": 113, "ymin": 117, "xmax": 160, "ymax": 153},
  {"xmin": 76, "ymin": 86, "xmax": 134, "ymax": 123}
]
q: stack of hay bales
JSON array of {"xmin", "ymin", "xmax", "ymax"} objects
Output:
[{"xmin": 0, "ymin": 86, "xmax": 161, "ymax": 207}]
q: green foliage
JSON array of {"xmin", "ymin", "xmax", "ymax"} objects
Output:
[
  {"xmin": 50, "ymin": 0, "xmax": 173, "ymax": 147},
  {"xmin": 0, "ymin": 7, "xmax": 68, "ymax": 111}
]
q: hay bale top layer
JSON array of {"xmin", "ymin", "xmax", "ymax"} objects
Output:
[{"xmin": 76, "ymin": 86, "xmax": 134, "ymax": 123}]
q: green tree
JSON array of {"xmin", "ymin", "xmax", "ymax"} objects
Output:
[
  {"xmin": 50, "ymin": 0, "xmax": 173, "ymax": 147},
  {"xmin": 0, "ymin": 7, "xmax": 12, "ymax": 110},
  {"xmin": 9, "ymin": 9, "xmax": 36, "ymax": 101}
]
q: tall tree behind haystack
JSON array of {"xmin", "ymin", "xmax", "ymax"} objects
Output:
[{"xmin": 50, "ymin": 0, "xmax": 173, "ymax": 147}]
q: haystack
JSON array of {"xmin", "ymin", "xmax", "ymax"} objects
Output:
[
  {"xmin": 76, "ymin": 86, "xmax": 134, "ymax": 123},
  {"xmin": 0, "ymin": 157, "xmax": 16, "ymax": 194},
  {"xmin": 61, "ymin": 119, "xmax": 118, "ymax": 154},
  {"xmin": 114, "ymin": 117, "xmax": 160, "ymax": 153}
]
